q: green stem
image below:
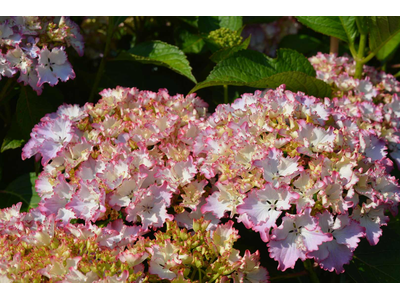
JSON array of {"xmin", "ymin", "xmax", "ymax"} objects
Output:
[
  {"xmin": 354, "ymin": 33, "xmax": 367, "ymax": 79},
  {"xmin": 88, "ymin": 17, "xmax": 115, "ymax": 103},
  {"xmin": 223, "ymin": 85, "xmax": 228, "ymax": 104},
  {"xmin": 190, "ymin": 268, "xmax": 197, "ymax": 282},
  {"xmin": 198, "ymin": 268, "xmax": 202, "ymax": 283},
  {"xmin": 303, "ymin": 259, "xmax": 320, "ymax": 283}
]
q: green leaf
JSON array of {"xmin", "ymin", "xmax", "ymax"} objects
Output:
[
  {"xmin": 1, "ymin": 137, "xmax": 25, "ymax": 153},
  {"xmin": 295, "ymin": 16, "xmax": 349, "ymax": 42},
  {"xmin": 198, "ymin": 16, "xmax": 243, "ymax": 33},
  {"xmin": 0, "ymin": 172, "xmax": 40, "ymax": 212},
  {"xmin": 253, "ymin": 71, "xmax": 332, "ymax": 99},
  {"xmin": 209, "ymin": 36, "xmax": 251, "ymax": 63},
  {"xmin": 190, "ymin": 48, "xmax": 332, "ymax": 99},
  {"xmin": 116, "ymin": 40, "xmax": 197, "ymax": 83},
  {"xmin": 376, "ymin": 31, "xmax": 400, "ymax": 61},
  {"xmin": 346, "ymin": 217, "xmax": 400, "ymax": 282},
  {"xmin": 368, "ymin": 16, "xmax": 400, "ymax": 60},
  {"xmin": 175, "ymin": 29, "xmax": 205, "ymax": 54},
  {"xmin": 338, "ymin": 16, "xmax": 359, "ymax": 45},
  {"xmin": 279, "ymin": 34, "xmax": 328, "ymax": 55}
]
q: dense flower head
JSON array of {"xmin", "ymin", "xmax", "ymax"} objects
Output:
[
  {"xmin": 13, "ymin": 54, "xmax": 400, "ymax": 278},
  {"xmin": 193, "ymin": 78, "xmax": 400, "ymax": 272},
  {"xmin": 0, "ymin": 204, "xmax": 267, "ymax": 283},
  {"xmin": 22, "ymin": 87, "xmax": 209, "ymax": 233},
  {"xmin": 0, "ymin": 16, "xmax": 83, "ymax": 94}
]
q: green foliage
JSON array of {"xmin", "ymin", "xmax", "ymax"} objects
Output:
[
  {"xmin": 295, "ymin": 16, "xmax": 353, "ymax": 43},
  {"xmin": 346, "ymin": 217, "xmax": 400, "ymax": 282},
  {"xmin": 368, "ymin": 17, "xmax": 400, "ymax": 61},
  {"xmin": 116, "ymin": 40, "xmax": 197, "ymax": 83},
  {"xmin": 190, "ymin": 48, "xmax": 331, "ymax": 98},
  {"xmin": 0, "ymin": 172, "xmax": 40, "ymax": 212},
  {"xmin": 198, "ymin": 16, "xmax": 243, "ymax": 33},
  {"xmin": 209, "ymin": 36, "xmax": 251, "ymax": 63}
]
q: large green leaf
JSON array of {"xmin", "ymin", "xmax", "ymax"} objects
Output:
[
  {"xmin": 253, "ymin": 71, "xmax": 332, "ymax": 99},
  {"xmin": 189, "ymin": 48, "xmax": 331, "ymax": 98},
  {"xmin": 175, "ymin": 29, "xmax": 205, "ymax": 54},
  {"xmin": 345, "ymin": 216, "xmax": 400, "ymax": 282},
  {"xmin": 338, "ymin": 16, "xmax": 358, "ymax": 45},
  {"xmin": 0, "ymin": 172, "xmax": 40, "ymax": 212},
  {"xmin": 296, "ymin": 16, "xmax": 350, "ymax": 42},
  {"xmin": 368, "ymin": 16, "xmax": 400, "ymax": 60},
  {"xmin": 116, "ymin": 41, "xmax": 197, "ymax": 83},
  {"xmin": 198, "ymin": 16, "xmax": 243, "ymax": 33},
  {"xmin": 209, "ymin": 36, "xmax": 251, "ymax": 63}
]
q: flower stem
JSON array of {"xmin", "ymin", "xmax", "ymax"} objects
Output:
[
  {"xmin": 354, "ymin": 33, "xmax": 367, "ymax": 79},
  {"xmin": 223, "ymin": 85, "xmax": 228, "ymax": 104},
  {"xmin": 88, "ymin": 17, "xmax": 115, "ymax": 103},
  {"xmin": 198, "ymin": 268, "xmax": 202, "ymax": 283}
]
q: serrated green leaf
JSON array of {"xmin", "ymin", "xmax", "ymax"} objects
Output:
[
  {"xmin": 198, "ymin": 16, "xmax": 243, "ymax": 33},
  {"xmin": 176, "ymin": 29, "xmax": 205, "ymax": 54},
  {"xmin": 253, "ymin": 71, "xmax": 332, "ymax": 99},
  {"xmin": 376, "ymin": 31, "xmax": 400, "ymax": 61},
  {"xmin": 296, "ymin": 16, "xmax": 349, "ymax": 42},
  {"xmin": 346, "ymin": 217, "xmax": 400, "ymax": 282},
  {"xmin": 116, "ymin": 41, "xmax": 197, "ymax": 83},
  {"xmin": 338, "ymin": 16, "xmax": 358, "ymax": 45},
  {"xmin": 0, "ymin": 172, "xmax": 40, "ymax": 212},
  {"xmin": 209, "ymin": 36, "xmax": 251, "ymax": 63},
  {"xmin": 368, "ymin": 16, "xmax": 400, "ymax": 60},
  {"xmin": 190, "ymin": 48, "xmax": 331, "ymax": 99}
]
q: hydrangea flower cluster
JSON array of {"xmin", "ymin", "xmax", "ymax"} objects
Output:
[
  {"xmin": 22, "ymin": 87, "xmax": 209, "ymax": 231},
  {"xmin": 0, "ymin": 16, "xmax": 84, "ymax": 94},
  {"xmin": 0, "ymin": 203, "xmax": 266, "ymax": 283},
  {"xmin": 242, "ymin": 17, "xmax": 300, "ymax": 57},
  {"xmin": 193, "ymin": 83, "xmax": 400, "ymax": 272},
  {"xmin": 10, "ymin": 55, "xmax": 400, "ymax": 280},
  {"xmin": 309, "ymin": 53, "xmax": 400, "ymax": 172}
]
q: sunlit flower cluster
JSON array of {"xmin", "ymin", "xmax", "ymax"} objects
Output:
[
  {"xmin": 0, "ymin": 203, "xmax": 267, "ymax": 283},
  {"xmin": 193, "ymin": 80, "xmax": 399, "ymax": 272},
  {"xmin": 22, "ymin": 87, "xmax": 209, "ymax": 232},
  {"xmin": 0, "ymin": 16, "xmax": 83, "ymax": 94},
  {"xmin": 12, "ymin": 55, "xmax": 400, "ymax": 279}
]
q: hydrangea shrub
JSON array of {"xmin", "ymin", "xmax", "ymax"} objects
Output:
[{"xmin": 1, "ymin": 49, "xmax": 400, "ymax": 282}]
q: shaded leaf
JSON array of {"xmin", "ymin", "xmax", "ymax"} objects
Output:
[
  {"xmin": 253, "ymin": 71, "xmax": 332, "ymax": 99},
  {"xmin": 209, "ymin": 36, "xmax": 250, "ymax": 63},
  {"xmin": 243, "ymin": 16, "xmax": 280, "ymax": 25},
  {"xmin": 296, "ymin": 16, "xmax": 349, "ymax": 42},
  {"xmin": 368, "ymin": 16, "xmax": 400, "ymax": 59},
  {"xmin": 279, "ymin": 34, "xmax": 328, "ymax": 56},
  {"xmin": 0, "ymin": 172, "xmax": 40, "ymax": 212},
  {"xmin": 190, "ymin": 48, "xmax": 331, "ymax": 99},
  {"xmin": 175, "ymin": 29, "xmax": 205, "ymax": 54},
  {"xmin": 198, "ymin": 16, "xmax": 243, "ymax": 33},
  {"xmin": 116, "ymin": 40, "xmax": 197, "ymax": 83},
  {"xmin": 345, "ymin": 216, "xmax": 400, "ymax": 282}
]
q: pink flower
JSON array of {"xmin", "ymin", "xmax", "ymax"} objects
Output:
[
  {"xmin": 268, "ymin": 208, "xmax": 332, "ymax": 271},
  {"xmin": 36, "ymin": 46, "xmax": 75, "ymax": 87}
]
